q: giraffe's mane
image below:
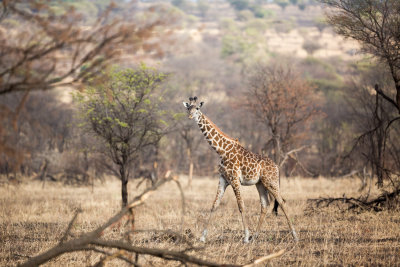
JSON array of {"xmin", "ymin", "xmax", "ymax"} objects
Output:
[{"xmin": 203, "ymin": 114, "xmax": 240, "ymax": 144}]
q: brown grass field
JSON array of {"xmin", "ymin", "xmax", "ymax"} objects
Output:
[{"xmin": 1, "ymin": 175, "xmax": 399, "ymax": 266}]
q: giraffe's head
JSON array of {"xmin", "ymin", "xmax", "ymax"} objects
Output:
[{"xmin": 183, "ymin": 96, "xmax": 204, "ymax": 121}]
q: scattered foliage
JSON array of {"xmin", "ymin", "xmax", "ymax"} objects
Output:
[{"xmin": 74, "ymin": 65, "xmax": 169, "ymax": 206}]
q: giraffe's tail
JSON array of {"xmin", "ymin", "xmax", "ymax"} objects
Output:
[
  {"xmin": 272, "ymin": 197, "xmax": 286, "ymax": 216},
  {"xmin": 273, "ymin": 199, "xmax": 279, "ymax": 216},
  {"xmin": 274, "ymin": 165, "xmax": 280, "ymax": 216}
]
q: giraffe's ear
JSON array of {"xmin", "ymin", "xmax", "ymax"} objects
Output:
[
  {"xmin": 196, "ymin": 102, "xmax": 204, "ymax": 110},
  {"xmin": 183, "ymin": 102, "xmax": 190, "ymax": 109}
]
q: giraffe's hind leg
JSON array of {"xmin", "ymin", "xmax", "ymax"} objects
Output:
[
  {"xmin": 262, "ymin": 178, "xmax": 299, "ymax": 242},
  {"xmin": 255, "ymin": 182, "xmax": 269, "ymax": 239}
]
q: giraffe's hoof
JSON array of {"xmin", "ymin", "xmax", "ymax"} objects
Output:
[
  {"xmin": 292, "ymin": 231, "xmax": 299, "ymax": 242},
  {"xmin": 243, "ymin": 229, "xmax": 250, "ymax": 243},
  {"xmin": 200, "ymin": 229, "xmax": 207, "ymax": 243}
]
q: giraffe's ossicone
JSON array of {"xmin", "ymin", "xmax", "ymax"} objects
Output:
[{"xmin": 183, "ymin": 96, "xmax": 298, "ymax": 243}]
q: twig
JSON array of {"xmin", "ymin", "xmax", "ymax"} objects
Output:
[
  {"xmin": 279, "ymin": 146, "xmax": 307, "ymax": 168},
  {"xmin": 136, "ymin": 177, "xmax": 148, "ymax": 189},
  {"xmin": 242, "ymin": 249, "xmax": 285, "ymax": 267},
  {"xmin": 292, "ymin": 153, "xmax": 315, "ymax": 177},
  {"xmin": 340, "ymin": 170, "xmax": 360, "ymax": 179},
  {"xmin": 59, "ymin": 210, "xmax": 81, "ymax": 245}
]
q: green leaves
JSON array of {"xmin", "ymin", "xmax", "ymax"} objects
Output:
[
  {"xmin": 73, "ymin": 63, "xmax": 169, "ymax": 167},
  {"xmin": 112, "ymin": 118, "xmax": 128, "ymax": 128}
]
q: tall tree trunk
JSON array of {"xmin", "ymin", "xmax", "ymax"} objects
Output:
[
  {"xmin": 396, "ymin": 83, "xmax": 400, "ymax": 113},
  {"xmin": 40, "ymin": 159, "xmax": 49, "ymax": 189},
  {"xmin": 188, "ymin": 160, "xmax": 194, "ymax": 187},
  {"xmin": 187, "ymin": 148, "xmax": 193, "ymax": 188},
  {"xmin": 392, "ymin": 72, "xmax": 400, "ymax": 114},
  {"xmin": 375, "ymin": 92, "xmax": 384, "ymax": 188},
  {"xmin": 376, "ymin": 133, "xmax": 384, "ymax": 188},
  {"xmin": 120, "ymin": 165, "xmax": 128, "ymax": 207},
  {"xmin": 273, "ymin": 134, "xmax": 281, "ymax": 165}
]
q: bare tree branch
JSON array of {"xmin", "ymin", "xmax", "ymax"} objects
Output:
[
  {"xmin": 91, "ymin": 239, "xmax": 232, "ymax": 267},
  {"xmin": 19, "ymin": 178, "xmax": 172, "ymax": 267},
  {"xmin": 58, "ymin": 210, "xmax": 82, "ymax": 245},
  {"xmin": 307, "ymin": 187, "xmax": 400, "ymax": 212},
  {"xmin": 375, "ymin": 84, "xmax": 400, "ymax": 113},
  {"xmin": 279, "ymin": 145, "xmax": 307, "ymax": 169},
  {"xmin": 0, "ymin": 1, "xmax": 176, "ymax": 95},
  {"xmin": 19, "ymin": 176, "xmax": 285, "ymax": 267}
]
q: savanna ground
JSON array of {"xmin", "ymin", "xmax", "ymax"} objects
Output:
[{"xmin": 1, "ymin": 175, "xmax": 399, "ymax": 266}]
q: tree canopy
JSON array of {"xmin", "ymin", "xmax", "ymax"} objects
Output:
[
  {"xmin": 0, "ymin": 0, "xmax": 174, "ymax": 95},
  {"xmin": 74, "ymin": 64, "xmax": 168, "ymax": 206},
  {"xmin": 321, "ymin": 0, "xmax": 400, "ymax": 113},
  {"xmin": 321, "ymin": 0, "xmax": 400, "ymax": 185}
]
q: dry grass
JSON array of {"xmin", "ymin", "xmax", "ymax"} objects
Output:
[{"xmin": 1, "ymin": 176, "xmax": 399, "ymax": 266}]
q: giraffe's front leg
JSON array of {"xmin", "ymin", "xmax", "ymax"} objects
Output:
[
  {"xmin": 200, "ymin": 176, "xmax": 228, "ymax": 243},
  {"xmin": 231, "ymin": 180, "xmax": 250, "ymax": 243}
]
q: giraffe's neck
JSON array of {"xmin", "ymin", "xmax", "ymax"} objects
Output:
[{"xmin": 197, "ymin": 113, "xmax": 236, "ymax": 158}]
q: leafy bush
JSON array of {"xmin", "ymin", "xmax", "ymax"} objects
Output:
[{"xmin": 228, "ymin": 0, "xmax": 250, "ymax": 11}]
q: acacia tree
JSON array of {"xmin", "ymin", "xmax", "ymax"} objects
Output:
[
  {"xmin": 320, "ymin": 0, "xmax": 400, "ymax": 185},
  {"xmin": 74, "ymin": 65, "xmax": 168, "ymax": 206},
  {"xmin": 344, "ymin": 66, "xmax": 400, "ymax": 187},
  {"xmin": 320, "ymin": 0, "xmax": 400, "ymax": 113},
  {"xmin": 245, "ymin": 63, "xmax": 321, "ymax": 175}
]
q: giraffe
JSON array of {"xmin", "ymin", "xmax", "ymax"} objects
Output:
[{"xmin": 183, "ymin": 96, "xmax": 298, "ymax": 243}]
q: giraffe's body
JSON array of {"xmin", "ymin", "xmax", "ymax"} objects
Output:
[
  {"xmin": 199, "ymin": 114, "xmax": 278, "ymax": 187},
  {"xmin": 183, "ymin": 97, "xmax": 298, "ymax": 243}
]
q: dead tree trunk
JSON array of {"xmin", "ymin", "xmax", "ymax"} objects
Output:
[
  {"xmin": 187, "ymin": 148, "xmax": 193, "ymax": 188},
  {"xmin": 40, "ymin": 159, "xmax": 49, "ymax": 188},
  {"xmin": 272, "ymin": 134, "xmax": 281, "ymax": 166}
]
